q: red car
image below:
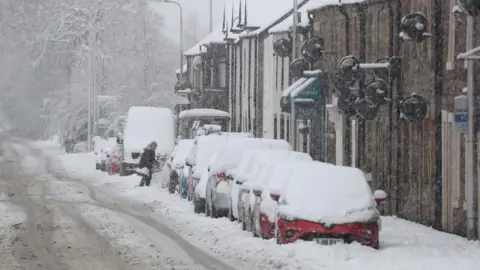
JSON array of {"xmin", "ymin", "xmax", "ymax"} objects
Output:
[
  {"xmin": 251, "ymin": 160, "xmax": 308, "ymax": 239},
  {"xmin": 271, "ymin": 162, "xmax": 387, "ymax": 249}
]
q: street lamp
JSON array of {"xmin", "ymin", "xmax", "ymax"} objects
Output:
[{"xmin": 156, "ymin": 0, "xmax": 184, "ymax": 79}]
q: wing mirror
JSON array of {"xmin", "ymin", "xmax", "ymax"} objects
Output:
[
  {"xmin": 175, "ymin": 163, "xmax": 183, "ymax": 170},
  {"xmin": 185, "ymin": 155, "xmax": 195, "ymax": 167},
  {"xmin": 270, "ymin": 193, "xmax": 281, "ymax": 202},
  {"xmin": 252, "ymin": 187, "xmax": 262, "ymax": 197},
  {"xmin": 235, "ymin": 180, "xmax": 243, "ymax": 185},
  {"xmin": 373, "ymin": 190, "xmax": 388, "ymax": 205}
]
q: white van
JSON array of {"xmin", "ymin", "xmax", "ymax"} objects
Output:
[{"xmin": 120, "ymin": 106, "xmax": 175, "ymax": 175}]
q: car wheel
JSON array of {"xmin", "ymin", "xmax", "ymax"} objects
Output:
[
  {"xmin": 119, "ymin": 162, "xmax": 127, "ymax": 176},
  {"xmin": 205, "ymin": 196, "xmax": 211, "ymax": 217},
  {"xmin": 252, "ymin": 215, "xmax": 258, "ymax": 238},
  {"xmin": 194, "ymin": 198, "xmax": 203, "ymax": 214},
  {"xmin": 211, "ymin": 195, "xmax": 218, "ymax": 218},
  {"xmin": 372, "ymin": 239, "xmax": 380, "ymax": 250},
  {"xmin": 241, "ymin": 212, "xmax": 247, "ymax": 231},
  {"xmin": 228, "ymin": 204, "xmax": 235, "ymax": 222}
]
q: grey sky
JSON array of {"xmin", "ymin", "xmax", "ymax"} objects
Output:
[{"xmin": 150, "ymin": 0, "xmax": 226, "ymax": 45}]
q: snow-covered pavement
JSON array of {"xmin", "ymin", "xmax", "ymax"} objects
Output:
[
  {"xmin": 44, "ymin": 142, "xmax": 480, "ymax": 270},
  {"xmin": 2, "ymin": 138, "xmax": 480, "ymax": 270}
]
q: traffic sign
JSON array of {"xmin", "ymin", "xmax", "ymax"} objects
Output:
[{"xmin": 454, "ymin": 95, "xmax": 468, "ymax": 133}]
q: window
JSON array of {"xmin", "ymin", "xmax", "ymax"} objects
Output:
[{"xmin": 217, "ymin": 62, "xmax": 227, "ymax": 88}]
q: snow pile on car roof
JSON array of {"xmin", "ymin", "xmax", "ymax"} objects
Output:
[
  {"xmin": 237, "ymin": 150, "xmax": 312, "ymax": 184},
  {"xmin": 208, "ymin": 138, "xmax": 292, "ymax": 175},
  {"xmin": 278, "ymin": 162, "xmax": 377, "ymax": 225},
  {"xmin": 171, "ymin": 139, "xmax": 194, "ymax": 167}
]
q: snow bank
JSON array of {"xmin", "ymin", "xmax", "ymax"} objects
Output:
[{"xmin": 279, "ymin": 162, "xmax": 377, "ymax": 225}]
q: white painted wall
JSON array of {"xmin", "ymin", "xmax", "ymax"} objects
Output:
[{"xmin": 262, "ymin": 33, "xmax": 291, "ymax": 139}]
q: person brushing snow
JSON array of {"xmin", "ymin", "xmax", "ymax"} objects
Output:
[{"xmin": 137, "ymin": 141, "xmax": 157, "ymax": 187}]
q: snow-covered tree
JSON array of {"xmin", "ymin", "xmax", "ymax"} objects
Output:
[{"xmin": 0, "ymin": 0, "xmax": 179, "ymax": 140}]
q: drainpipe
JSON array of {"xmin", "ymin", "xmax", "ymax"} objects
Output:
[
  {"xmin": 465, "ymin": 14, "xmax": 477, "ymax": 240},
  {"xmin": 339, "ymin": 5, "xmax": 350, "ymax": 165},
  {"xmin": 433, "ymin": 0, "xmax": 444, "ymax": 230},
  {"xmin": 394, "ymin": 0, "xmax": 403, "ymax": 216},
  {"xmin": 357, "ymin": 2, "xmax": 366, "ymax": 168}
]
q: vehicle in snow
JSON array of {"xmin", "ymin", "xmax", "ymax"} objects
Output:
[
  {"xmin": 93, "ymin": 136, "xmax": 109, "ymax": 171},
  {"xmin": 205, "ymin": 138, "xmax": 292, "ymax": 218},
  {"xmin": 178, "ymin": 108, "xmax": 231, "ymax": 139},
  {"xmin": 237, "ymin": 151, "xmax": 313, "ymax": 233},
  {"xmin": 272, "ymin": 162, "xmax": 387, "ymax": 248},
  {"xmin": 165, "ymin": 139, "xmax": 194, "ymax": 194},
  {"xmin": 250, "ymin": 160, "xmax": 313, "ymax": 239},
  {"xmin": 120, "ymin": 106, "xmax": 175, "ymax": 176},
  {"xmin": 185, "ymin": 132, "xmax": 252, "ymax": 211},
  {"xmin": 105, "ymin": 136, "xmax": 124, "ymax": 175}
]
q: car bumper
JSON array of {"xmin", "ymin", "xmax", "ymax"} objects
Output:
[{"xmin": 276, "ymin": 218, "xmax": 379, "ymax": 247}]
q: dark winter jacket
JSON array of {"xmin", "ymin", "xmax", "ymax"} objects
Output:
[{"xmin": 138, "ymin": 148, "xmax": 156, "ymax": 170}]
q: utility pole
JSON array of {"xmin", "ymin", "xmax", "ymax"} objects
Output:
[
  {"xmin": 87, "ymin": 50, "xmax": 92, "ymax": 151},
  {"xmin": 160, "ymin": 0, "xmax": 184, "ymax": 80},
  {"xmin": 290, "ymin": 0, "xmax": 298, "ymax": 150}
]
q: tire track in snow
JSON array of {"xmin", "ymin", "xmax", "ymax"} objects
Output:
[{"xmin": 40, "ymin": 147, "xmax": 238, "ymax": 270}]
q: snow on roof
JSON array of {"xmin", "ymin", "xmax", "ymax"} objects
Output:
[
  {"xmin": 209, "ymin": 138, "xmax": 292, "ymax": 174},
  {"xmin": 123, "ymin": 106, "xmax": 175, "ymax": 154},
  {"xmin": 269, "ymin": 0, "xmax": 365, "ymax": 34},
  {"xmin": 184, "ymin": 26, "xmax": 226, "ymax": 56},
  {"xmin": 175, "ymin": 64, "xmax": 187, "ymax": 74},
  {"xmin": 242, "ymin": 0, "xmax": 303, "ymax": 36},
  {"xmin": 278, "ymin": 162, "xmax": 377, "ymax": 225},
  {"xmin": 171, "ymin": 139, "xmax": 194, "ymax": 166},
  {"xmin": 178, "ymin": 109, "xmax": 230, "ymax": 119}
]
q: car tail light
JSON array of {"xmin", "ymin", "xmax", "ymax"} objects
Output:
[{"xmin": 216, "ymin": 172, "xmax": 226, "ymax": 181}]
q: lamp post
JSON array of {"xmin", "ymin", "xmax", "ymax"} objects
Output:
[{"xmin": 158, "ymin": 0, "xmax": 184, "ymax": 79}]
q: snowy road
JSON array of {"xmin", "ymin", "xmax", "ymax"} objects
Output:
[{"xmin": 0, "ymin": 137, "xmax": 235, "ymax": 270}]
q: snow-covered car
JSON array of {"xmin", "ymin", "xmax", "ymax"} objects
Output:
[
  {"xmin": 121, "ymin": 106, "xmax": 175, "ymax": 176},
  {"xmin": 166, "ymin": 139, "xmax": 194, "ymax": 194},
  {"xmin": 250, "ymin": 160, "xmax": 312, "ymax": 239},
  {"xmin": 193, "ymin": 169, "xmax": 210, "ymax": 213},
  {"xmin": 100, "ymin": 137, "xmax": 117, "ymax": 172},
  {"xmin": 93, "ymin": 137, "xmax": 109, "ymax": 171},
  {"xmin": 186, "ymin": 135, "xmax": 228, "ymax": 204},
  {"xmin": 105, "ymin": 138, "xmax": 123, "ymax": 175},
  {"xmin": 239, "ymin": 151, "xmax": 313, "ymax": 233},
  {"xmin": 73, "ymin": 142, "xmax": 88, "ymax": 153},
  {"xmin": 185, "ymin": 132, "xmax": 252, "ymax": 203},
  {"xmin": 273, "ymin": 162, "xmax": 387, "ymax": 248},
  {"xmin": 205, "ymin": 138, "xmax": 292, "ymax": 218}
]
